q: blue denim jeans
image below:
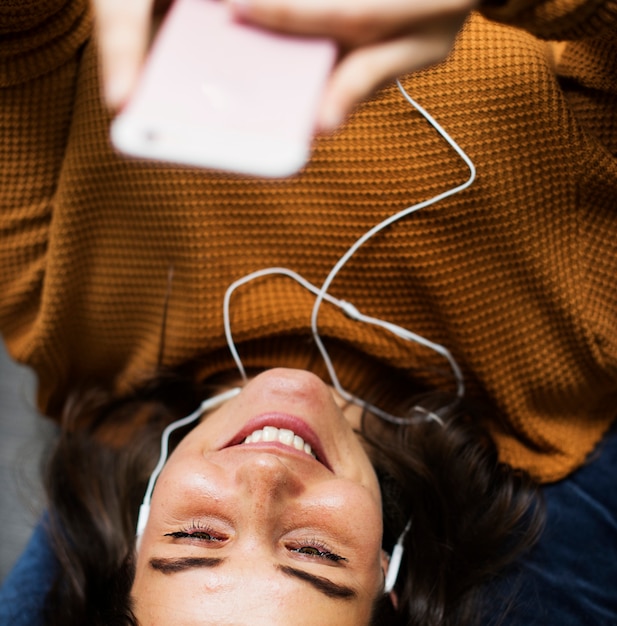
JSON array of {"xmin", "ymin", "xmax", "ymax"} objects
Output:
[
  {"xmin": 1, "ymin": 424, "xmax": 616, "ymax": 625},
  {"xmin": 483, "ymin": 421, "xmax": 617, "ymax": 626},
  {"xmin": 0, "ymin": 514, "xmax": 58, "ymax": 626}
]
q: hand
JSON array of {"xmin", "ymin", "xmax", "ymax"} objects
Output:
[
  {"xmin": 226, "ymin": 0, "xmax": 477, "ymax": 131},
  {"xmin": 93, "ymin": 0, "xmax": 172, "ymax": 109},
  {"xmin": 93, "ymin": 0, "xmax": 475, "ymax": 129}
]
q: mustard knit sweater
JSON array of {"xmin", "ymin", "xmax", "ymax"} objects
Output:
[{"xmin": 1, "ymin": 0, "xmax": 616, "ymax": 482}]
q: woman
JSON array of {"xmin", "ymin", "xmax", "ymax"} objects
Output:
[
  {"xmin": 42, "ymin": 366, "xmax": 540, "ymax": 625},
  {"xmin": 0, "ymin": 0, "xmax": 615, "ymax": 623}
]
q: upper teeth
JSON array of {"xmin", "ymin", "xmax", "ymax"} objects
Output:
[{"xmin": 243, "ymin": 426, "xmax": 315, "ymax": 459}]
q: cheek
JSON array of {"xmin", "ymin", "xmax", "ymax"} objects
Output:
[
  {"xmin": 344, "ymin": 489, "xmax": 383, "ymax": 577},
  {"xmin": 347, "ymin": 492, "xmax": 383, "ymax": 546},
  {"xmin": 151, "ymin": 442, "xmax": 219, "ymax": 507},
  {"xmin": 312, "ymin": 482, "xmax": 384, "ymax": 563}
]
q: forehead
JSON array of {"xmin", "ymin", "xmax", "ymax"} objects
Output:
[{"xmin": 132, "ymin": 554, "xmax": 376, "ymax": 625}]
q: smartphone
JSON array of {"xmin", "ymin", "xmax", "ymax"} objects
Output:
[{"xmin": 110, "ymin": 0, "xmax": 336, "ymax": 178}]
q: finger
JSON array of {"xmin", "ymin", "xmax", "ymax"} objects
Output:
[
  {"xmin": 228, "ymin": 0, "xmax": 374, "ymax": 45},
  {"xmin": 93, "ymin": 0, "xmax": 154, "ymax": 108},
  {"xmin": 227, "ymin": 0, "xmax": 473, "ymax": 46},
  {"xmin": 317, "ymin": 29, "xmax": 460, "ymax": 132}
]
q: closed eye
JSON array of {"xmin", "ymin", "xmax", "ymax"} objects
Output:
[
  {"xmin": 288, "ymin": 544, "xmax": 347, "ymax": 562},
  {"xmin": 164, "ymin": 530, "xmax": 224, "ymax": 542}
]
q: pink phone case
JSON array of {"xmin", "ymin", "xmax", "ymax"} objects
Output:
[{"xmin": 111, "ymin": 0, "xmax": 336, "ymax": 177}]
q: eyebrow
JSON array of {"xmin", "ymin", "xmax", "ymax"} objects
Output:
[
  {"xmin": 149, "ymin": 556, "xmax": 225, "ymax": 574},
  {"xmin": 148, "ymin": 557, "xmax": 357, "ymax": 600},
  {"xmin": 278, "ymin": 565, "xmax": 358, "ymax": 600}
]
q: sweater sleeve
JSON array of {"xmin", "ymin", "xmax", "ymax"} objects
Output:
[
  {"xmin": 0, "ymin": 0, "xmax": 92, "ymax": 87},
  {"xmin": 0, "ymin": 0, "xmax": 92, "ymax": 358},
  {"xmin": 479, "ymin": 0, "xmax": 617, "ymax": 40}
]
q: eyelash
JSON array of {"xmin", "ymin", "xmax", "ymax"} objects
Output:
[
  {"xmin": 286, "ymin": 539, "xmax": 347, "ymax": 563},
  {"xmin": 165, "ymin": 523, "xmax": 346, "ymax": 562},
  {"xmin": 164, "ymin": 521, "xmax": 225, "ymax": 542}
]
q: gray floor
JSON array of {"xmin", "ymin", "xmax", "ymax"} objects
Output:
[{"xmin": 0, "ymin": 340, "xmax": 57, "ymax": 584}]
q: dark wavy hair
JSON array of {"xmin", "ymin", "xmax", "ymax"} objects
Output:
[{"xmin": 41, "ymin": 370, "xmax": 543, "ymax": 625}]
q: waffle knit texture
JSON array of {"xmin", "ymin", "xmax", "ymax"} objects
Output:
[{"xmin": 1, "ymin": 0, "xmax": 616, "ymax": 482}]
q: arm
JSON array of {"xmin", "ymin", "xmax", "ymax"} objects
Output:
[
  {"xmin": 479, "ymin": 0, "xmax": 617, "ymax": 40},
  {"xmin": 0, "ymin": 0, "xmax": 91, "ymax": 357},
  {"xmin": 93, "ymin": 0, "xmax": 477, "ymax": 131},
  {"xmin": 93, "ymin": 0, "xmax": 616, "ymax": 133}
]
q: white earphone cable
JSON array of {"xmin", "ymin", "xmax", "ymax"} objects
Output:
[
  {"xmin": 225, "ymin": 81, "xmax": 475, "ymax": 423},
  {"xmin": 138, "ymin": 82, "xmax": 477, "ymax": 537},
  {"xmin": 310, "ymin": 81, "xmax": 474, "ymax": 416},
  {"xmin": 135, "ymin": 387, "xmax": 241, "ymax": 538}
]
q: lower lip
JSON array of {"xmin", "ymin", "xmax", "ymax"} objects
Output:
[{"xmin": 224, "ymin": 413, "xmax": 331, "ymax": 470}]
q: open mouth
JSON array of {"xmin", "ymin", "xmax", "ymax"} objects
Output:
[
  {"xmin": 242, "ymin": 426, "xmax": 317, "ymax": 459},
  {"xmin": 223, "ymin": 414, "xmax": 332, "ymax": 470}
]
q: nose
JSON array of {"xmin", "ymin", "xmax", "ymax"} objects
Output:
[{"xmin": 234, "ymin": 452, "xmax": 304, "ymax": 509}]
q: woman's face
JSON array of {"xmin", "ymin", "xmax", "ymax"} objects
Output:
[{"xmin": 132, "ymin": 368, "xmax": 384, "ymax": 625}]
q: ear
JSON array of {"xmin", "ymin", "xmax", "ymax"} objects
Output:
[
  {"xmin": 381, "ymin": 550, "xmax": 400, "ymax": 610},
  {"xmin": 381, "ymin": 549, "xmax": 390, "ymax": 575}
]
